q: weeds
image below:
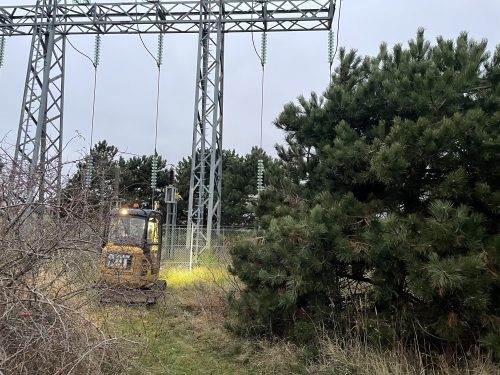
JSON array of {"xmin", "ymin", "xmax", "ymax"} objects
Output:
[
  {"xmin": 308, "ymin": 334, "xmax": 498, "ymax": 375},
  {"xmin": 0, "ymin": 148, "xmax": 125, "ymax": 374}
]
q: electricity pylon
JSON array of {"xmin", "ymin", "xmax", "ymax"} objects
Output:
[{"xmin": 0, "ymin": 0, "xmax": 335, "ymax": 250}]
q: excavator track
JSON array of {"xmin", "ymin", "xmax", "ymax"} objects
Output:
[{"xmin": 98, "ymin": 280, "xmax": 166, "ymax": 305}]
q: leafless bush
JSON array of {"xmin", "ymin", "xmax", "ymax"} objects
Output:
[{"xmin": 0, "ymin": 149, "xmax": 125, "ymax": 374}]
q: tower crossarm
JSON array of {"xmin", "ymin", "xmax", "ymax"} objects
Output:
[
  {"xmin": 2, "ymin": 0, "xmax": 336, "ymax": 250},
  {"xmin": 0, "ymin": 0, "xmax": 334, "ymax": 36}
]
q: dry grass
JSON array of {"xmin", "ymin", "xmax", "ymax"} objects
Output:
[
  {"xmin": 307, "ymin": 334, "xmax": 499, "ymax": 375},
  {"xmin": 90, "ymin": 266, "xmax": 306, "ymax": 374},
  {"xmin": 98, "ymin": 266, "xmax": 499, "ymax": 375}
]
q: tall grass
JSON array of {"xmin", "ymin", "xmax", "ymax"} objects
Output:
[
  {"xmin": 158, "ymin": 264, "xmax": 500, "ymax": 374},
  {"xmin": 307, "ymin": 334, "xmax": 498, "ymax": 375},
  {"xmin": 83, "ymin": 262, "xmax": 500, "ymax": 374}
]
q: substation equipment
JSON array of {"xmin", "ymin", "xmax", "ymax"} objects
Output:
[{"xmin": 0, "ymin": 0, "xmax": 336, "ymax": 253}]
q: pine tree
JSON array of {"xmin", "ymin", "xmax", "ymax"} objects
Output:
[
  {"xmin": 63, "ymin": 140, "xmax": 119, "ymax": 208},
  {"xmin": 63, "ymin": 141, "xmax": 171, "ymax": 215},
  {"xmin": 117, "ymin": 154, "xmax": 170, "ymax": 210},
  {"xmin": 175, "ymin": 148, "xmax": 281, "ymax": 226},
  {"xmin": 229, "ymin": 30, "xmax": 500, "ymax": 355}
]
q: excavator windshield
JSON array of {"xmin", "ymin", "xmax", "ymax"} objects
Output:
[{"xmin": 108, "ymin": 215, "xmax": 146, "ymax": 245}]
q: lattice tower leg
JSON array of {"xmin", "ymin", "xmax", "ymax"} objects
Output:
[
  {"xmin": 11, "ymin": 0, "xmax": 65, "ymax": 209},
  {"xmin": 187, "ymin": 0, "xmax": 224, "ymax": 256},
  {"xmin": 206, "ymin": 21, "xmax": 224, "ymax": 240}
]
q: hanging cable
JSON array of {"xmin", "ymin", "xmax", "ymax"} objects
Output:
[
  {"xmin": 250, "ymin": 1, "xmax": 265, "ymax": 145},
  {"xmin": 138, "ymin": 34, "xmax": 158, "ymax": 64},
  {"xmin": 134, "ymin": 0, "xmax": 162, "ymax": 155},
  {"xmin": 91, "ymin": 34, "xmax": 101, "ymax": 148},
  {"xmin": 85, "ymin": 34, "xmax": 101, "ymax": 188},
  {"xmin": 328, "ymin": 0, "xmax": 342, "ymax": 82},
  {"xmin": 66, "ymin": 35, "xmax": 101, "ymax": 189},
  {"xmin": 250, "ymin": 0, "xmax": 264, "ymax": 66},
  {"xmin": 328, "ymin": 29, "xmax": 334, "ymax": 79},
  {"xmin": 134, "ymin": 3, "xmax": 162, "ymax": 156},
  {"xmin": 250, "ymin": 0, "xmax": 268, "ymax": 195},
  {"xmin": 154, "ymin": 33, "xmax": 164, "ymax": 155},
  {"xmin": 142, "ymin": 32, "xmax": 164, "ymax": 207},
  {"xmin": 250, "ymin": 0, "xmax": 267, "ymax": 149},
  {"xmin": 65, "ymin": 38, "xmax": 98, "ymax": 144},
  {"xmin": 259, "ymin": 31, "xmax": 267, "ymax": 149},
  {"xmin": 136, "ymin": 28, "xmax": 162, "ymax": 208},
  {"xmin": 67, "ymin": 38, "xmax": 93, "ymax": 64},
  {"xmin": 257, "ymin": 32, "xmax": 268, "ymax": 195},
  {"xmin": 0, "ymin": 36, "xmax": 6, "ymax": 70}
]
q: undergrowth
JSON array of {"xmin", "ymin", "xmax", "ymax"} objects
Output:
[
  {"xmin": 91, "ymin": 266, "xmax": 499, "ymax": 375},
  {"xmin": 94, "ymin": 266, "xmax": 305, "ymax": 374}
]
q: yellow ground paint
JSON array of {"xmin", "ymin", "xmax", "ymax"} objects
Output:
[{"xmin": 159, "ymin": 266, "xmax": 228, "ymax": 287}]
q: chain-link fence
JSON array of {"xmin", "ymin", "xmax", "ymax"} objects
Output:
[{"xmin": 161, "ymin": 226, "xmax": 255, "ymax": 268}]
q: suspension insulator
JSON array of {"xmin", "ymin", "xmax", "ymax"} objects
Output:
[
  {"xmin": 168, "ymin": 168, "xmax": 175, "ymax": 185},
  {"xmin": 328, "ymin": 29, "xmax": 334, "ymax": 66},
  {"xmin": 257, "ymin": 159, "xmax": 264, "ymax": 194},
  {"xmin": 85, "ymin": 157, "xmax": 93, "ymax": 188},
  {"xmin": 94, "ymin": 34, "xmax": 101, "ymax": 67},
  {"xmin": 157, "ymin": 33, "xmax": 164, "ymax": 67},
  {"xmin": 261, "ymin": 32, "xmax": 267, "ymax": 66},
  {"xmin": 151, "ymin": 156, "xmax": 158, "ymax": 190},
  {"xmin": 0, "ymin": 36, "xmax": 6, "ymax": 69}
]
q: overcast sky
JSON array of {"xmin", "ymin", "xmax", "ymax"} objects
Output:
[{"xmin": 1, "ymin": 0, "xmax": 499, "ymax": 178}]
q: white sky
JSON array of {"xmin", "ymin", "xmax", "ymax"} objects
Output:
[{"xmin": 0, "ymin": 0, "xmax": 499, "ymax": 178}]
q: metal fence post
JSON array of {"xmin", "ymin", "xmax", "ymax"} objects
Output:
[{"xmin": 189, "ymin": 223, "xmax": 194, "ymax": 271}]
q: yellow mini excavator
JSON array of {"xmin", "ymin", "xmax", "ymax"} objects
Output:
[{"xmin": 99, "ymin": 207, "xmax": 166, "ymax": 304}]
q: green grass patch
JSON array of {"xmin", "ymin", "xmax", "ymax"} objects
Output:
[
  {"xmin": 159, "ymin": 266, "xmax": 228, "ymax": 287},
  {"xmin": 93, "ymin": 277, "xmax": 305, "ymax": 375}
]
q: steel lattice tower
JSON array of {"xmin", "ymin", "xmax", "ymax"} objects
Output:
[
  {"xmin": 187, "ymin": 0, "xmax": 225, "ymax": 248},
  {"xmin": 10, "ymin": 0, "xmax": 66, "ymax": 207},
  {"xmin": 0, "ymin": 0, "xmax": 335, "ymax": 251}
]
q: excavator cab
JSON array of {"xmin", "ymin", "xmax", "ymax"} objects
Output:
[{"xmin": 99, "ymin": 207, "xmax": 166, "ymax": 303}]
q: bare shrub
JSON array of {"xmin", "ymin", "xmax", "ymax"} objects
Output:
[{"xmin": 0, "ymin": 149, "xmax": 125, "ymax": 374}]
